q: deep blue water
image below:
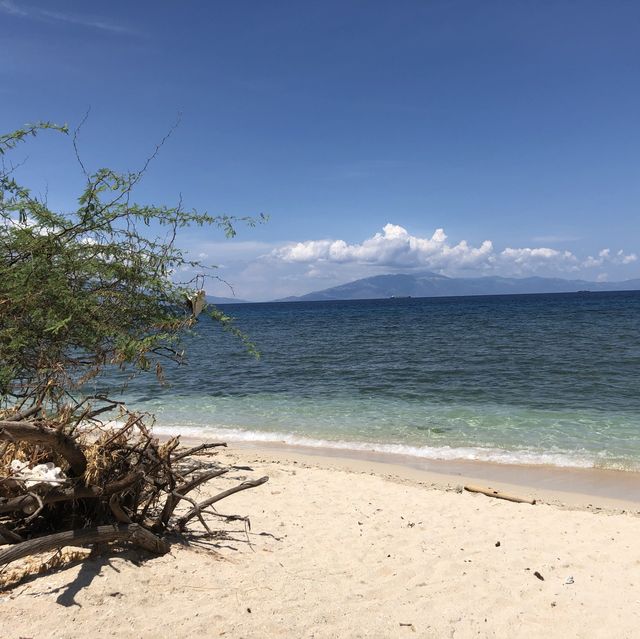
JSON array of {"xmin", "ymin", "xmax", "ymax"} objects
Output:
[{"xmin": 92, "ymin": 291, "xmax": 640, "ymax": 470}]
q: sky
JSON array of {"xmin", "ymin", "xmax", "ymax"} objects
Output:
[{"xmin": 2, "ymin": 0, "xmax": 639, "ymax": 300}]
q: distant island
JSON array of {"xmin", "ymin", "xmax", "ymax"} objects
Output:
[
  {"xmin": 275, "ymin": 272, "xmax": 640, "ymax": 302},
  {"xmin": 206, "ymin": 295, "xmax": 248, "ymax": 305}
]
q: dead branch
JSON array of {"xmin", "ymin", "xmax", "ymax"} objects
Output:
[
  {"xmin": 103, "ymin": 471, "xmax": 144, "ymax": 496},
  {"xmin": 0, "ymin": 524, "xmax": 169, "ymax": 566},
  {"xmin": 171, "ymin": 442, "xmax": 227, "ymax": 463},
  {"xmin": 4, "ymin": 406, "xmax": 42, "ymax": 422},
  {"xmin": 158, "ymin": 468, "xmax": 229, "ymax": 529},
  {"xmin": 0, "ymin": 408, "xmax": 268, "ymax": 570},
  {"xmin": 0, "ymin": 524, "xmax": 23, "ymax": 544},
  {"xmin": 178, "ymin": 476, "xmax": 269, "ymax": 530},
  {"xmin": 109, "ymin": 495, "xmax": 132, "ymax": 524},
  {"xmin": 0, "ymin": 486, "xmax": 102, "ymax": 515}
]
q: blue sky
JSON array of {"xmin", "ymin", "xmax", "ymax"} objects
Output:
[{"xmin": 2, "ymin": 0, "xmax": 639, "ymax": 300}]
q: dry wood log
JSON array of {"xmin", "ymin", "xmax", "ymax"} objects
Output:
[
  {"xmin": 0, "ymin": 486, "xmax": 102, "ymax": 514},
  {"xmin": 178, "ymin": 476, "xmax": 269, "ymax": 530},
  {"xmin": 463, "ymin": 484, "xmax": 536, "ymax": 505},
  {"xmin": 4, "ymin": 406, "xmax": 41, "ymax": 422},
  {"xmin": 0, "ymin": 523, "xmax": 169, "ymax": 566},
  {"xmin": 0, "ymin": 420, "xmax": 87, "ymax": 476},
  {"xmin": 0, "ymin": 524, "xmax": 23, "ymax": 544}
]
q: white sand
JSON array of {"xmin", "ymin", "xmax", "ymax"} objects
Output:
[{"xmin": 1, "ymin": 446, "xmax": 640, "ymax": 638}]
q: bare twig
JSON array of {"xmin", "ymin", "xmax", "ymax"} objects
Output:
[{"xmin": 178, "ymin": 476, "xmax": 269, "ymax": 530}]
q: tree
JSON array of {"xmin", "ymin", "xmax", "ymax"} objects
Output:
[
  {"xmin": 0, "ymin": 122, "xmax": 268, "ymax": 568},
  {"xmin": 1, "ymin": 121, "xmax": 261, "ymax": 412}
]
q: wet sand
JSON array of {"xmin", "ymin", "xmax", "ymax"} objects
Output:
[{"xmin": 215, "ymin": 438, "xmax": 640, "ymax": 511}]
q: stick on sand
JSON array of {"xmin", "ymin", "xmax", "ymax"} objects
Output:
[{"xmin": 464, "ymin": 484, "xmax": 536, "ymax": 505}]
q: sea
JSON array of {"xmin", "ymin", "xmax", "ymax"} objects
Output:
[{"xmin": 93, "ymin": 291, "xmax": 640, "ymax": 472}]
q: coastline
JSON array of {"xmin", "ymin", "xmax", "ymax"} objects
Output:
[{"xmin": 185, "ymin": 435, "xmax": 640, "ymax": 511}]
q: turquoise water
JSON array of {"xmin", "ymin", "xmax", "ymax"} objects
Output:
[{"xmin": 93, "ymin": 292, "xmax": 640, "ymax": 470}]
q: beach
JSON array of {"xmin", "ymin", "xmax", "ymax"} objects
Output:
[
  {"xmin": 4, "ymin": 4, "xmax": 640, "ymax": 637},
  {"xmin": 2, "ymin": 443, "xmax": 639, "ymax": 639}
]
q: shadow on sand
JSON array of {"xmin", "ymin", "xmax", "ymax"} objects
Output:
[{"xmin": 1, "ymin": 525, "xmax": 273, "ymax": 607}]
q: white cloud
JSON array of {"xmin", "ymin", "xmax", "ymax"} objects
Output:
[
  {"xmin": 271, "ymin": 223, "xmax": 638, "ymax": 279},
  {"xmin": 619, "ymin": 250, "xmax": 637, "ymax": 265},
  {"xmin": 0, "ymin": 0, "xmax": 25, "ymax": 16},
  {"xmin": 3, "ymin": 214, "xmax": 56, "ymax": 236},
  {"xmin": 273, "ymin": 223, "xmax": 583, "ymax": 274},
  {"xmin": 583, "ymin": 248, "xmax": 637, "ymax": 268},
  {"xmin": 499, "ymin": 247, "xmax": 578, "ymax": 272},
  {"xmin": 0, "ymin": 1, "xmax": 136, "ymax": 35},
  {"xmin": 274, "ymin": 223, "xmax": 495, "ymax": 271}
]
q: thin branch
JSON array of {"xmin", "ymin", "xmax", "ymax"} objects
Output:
[
  {"xmin": 171, "ymin": 442, "xmax": 227, "ymax": 463},
  {"xmin": 72, "ymin": 107, "xmax": 91, "ymax": 178},
  {"xmin": 177, "ymin": 476, "xmax": 269, "ymax": 530}
]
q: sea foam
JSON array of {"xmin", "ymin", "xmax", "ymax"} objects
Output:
[{"xmin": 151, "ymin": 424, "xmax": 615, "ymax": 469}]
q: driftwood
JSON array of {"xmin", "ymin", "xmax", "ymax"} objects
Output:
[
  {"xmin": 0, "ymin": 409, "xmax": 269, "ymax": 569},
  {"xmin": 0, "ymin": 524, "xmax": 22, "ymax": 544},
  {"xmin": 464, "ymin": 484, "xmax": 536, "ymax": 505},
  {"xmin": 0, "ymin": 524, "xmax": 169, "ymax": 565},
  {"xmin": 4, "ymin": 406, "xmax": 42, "ymax": 422}
]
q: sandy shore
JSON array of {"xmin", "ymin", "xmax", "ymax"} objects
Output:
[{"xmin": 1, "ymin": 444, "xmax": 640, "ymax": 638}]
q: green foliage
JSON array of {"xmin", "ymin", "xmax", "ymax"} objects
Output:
[{"xmin": 0, "ymin": 122, "xmax": 260, "ymax": 410}]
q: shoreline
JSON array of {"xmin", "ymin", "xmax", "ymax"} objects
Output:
[
  {"xmin": 151, "ymin": 424, "xmax": 638, "ymax": 472},
  {"xmin": 180, "ymin": 434, "xmax": 640, "ymax": 511}
]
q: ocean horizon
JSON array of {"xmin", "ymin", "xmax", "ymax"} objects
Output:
[{"xmin": 93, "ymin": 290, "xmax": 640, "ymax": 471}]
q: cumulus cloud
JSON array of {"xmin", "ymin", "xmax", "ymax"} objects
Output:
[
  {"xmin": 271, "ymin": 223, "xmax": 638, "ymax": 278},
  {"xmin": 499, "ymin": 247, "xmax": 578, "ymax": 271},
  {"xmin": 3, "ymin": 214, "xmax": 56, "ymax": 236},
  {"xmin": 274, "ymin": 223, "xmax": 494, "ymax": 271},
  {"xmin": 583, "ymin": 248, "xmax": 637, "ymax": 268}
]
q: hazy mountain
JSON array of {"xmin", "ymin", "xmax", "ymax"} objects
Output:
[
  {"xmin": 276, "ymin": 272, "xmax": 640, "ymax": 302},
  {"xmin": 205, "ymin": 295, "xmax": 247, "ymax": 305}
]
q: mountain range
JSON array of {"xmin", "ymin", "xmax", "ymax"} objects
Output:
[
  {"xmin": 276, "ymin": 272, "xmax": 640, "ymax": 302},
  {"xmin": 205, "ymin": 295, "xmax": 247, "ymax": 305}
]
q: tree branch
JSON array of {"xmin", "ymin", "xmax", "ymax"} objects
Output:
[{"xmin": 177, "ymin": 476, "xmax": 268, "ymax": 531}]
